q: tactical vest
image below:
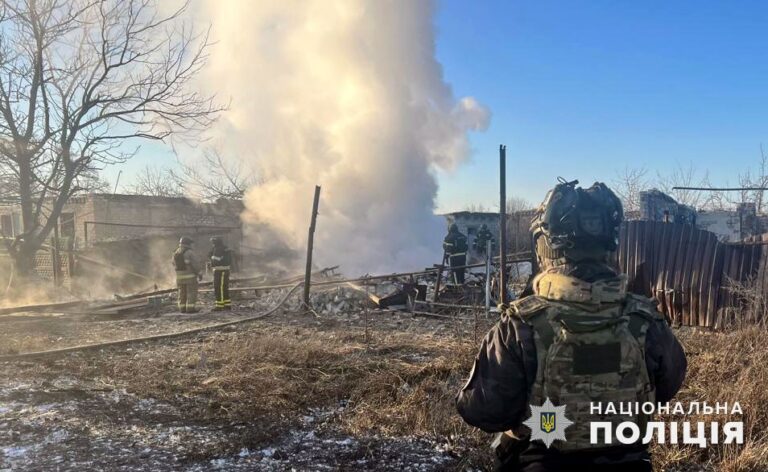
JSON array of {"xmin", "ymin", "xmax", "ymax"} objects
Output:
[{"xmin": 511, "ymin": 272, "xmax": 660, "ymax": 451}]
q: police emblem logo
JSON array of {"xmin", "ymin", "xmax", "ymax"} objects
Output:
[
  {"xmin": 524, "ymin": 398, "xmax": 573, "ymax": 448},
  {"xmin": 540, "ymin": 412, "xmax": 556, "ymax": 433}
]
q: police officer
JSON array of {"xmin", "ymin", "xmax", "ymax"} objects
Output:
[
  {"xmin": 208, "ymin": 236, "xmax": 232, "ymax": 311},
  {"xmin": 173, "ymin": 236, "xmax": 201, "ymax": 313},
  {"xmin": 456, "ymin": 180, "xmax": 687, "ymax": 471},
  {"xmin": 473, "ymin": 223, "xmax": 495, "ymax": 255},
  {"xmin": 443, "ymin": 223, "xmax": 468, "ymax": 284}
]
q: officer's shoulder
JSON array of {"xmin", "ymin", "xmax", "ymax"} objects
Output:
[
  {"xmin": 507, "ymin": 295, "xmax": 550, "ymax": 320},
  {"xmin": 623, "ymin": 292, "xmax": 664, "ymax": 321}
]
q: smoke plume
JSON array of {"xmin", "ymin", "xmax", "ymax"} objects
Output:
[{"xmin": 200, "ymin": 0, "xmax": 490, "ymax": 274}]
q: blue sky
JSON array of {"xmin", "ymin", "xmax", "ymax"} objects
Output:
[
  {"xmin": 433, "ymin": 0, "xmax": 768, "ymax": 211},
  {"xmin": 111, "ymin": 1, "xmax": 768, "ymax": 212}
]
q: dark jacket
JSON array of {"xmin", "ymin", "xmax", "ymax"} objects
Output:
[
  {"xmin": 456, "ymin": 295, "xmax": 687, "ymax": 468},
  {"xmin": 444, "ymin": 230, "xmax": 468, "ymax": 255},
  {"xmin": 208, "ymin": 245, "xmax": 233, "ymax": 268},
  {"xmin": 474, "ymin": 227, "xmax": 494, "ymax": 252}
]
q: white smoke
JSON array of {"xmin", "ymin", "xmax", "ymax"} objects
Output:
[{"xmin": 200, "ymin": 0, "xmax": 490, "ymax": 274}]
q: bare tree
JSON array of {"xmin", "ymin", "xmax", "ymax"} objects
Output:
[
  {"xmin": 464, "ymin": 203, "xmax": 488, "ymax": 212},
  {"xmin": 168, "ymin": 149, "xmax": 257, "ymax": 201},
  {"xmin": 612, "ymin": 166, "xmax": 648, "ymax": 212},
  {"xmin": 735, "ymin": 145, "xmax": 768, "ymax": 212},
  {"xmin": 656, "ymin": 163, "xmax": 714, "ymax": 209},
  {"xmin": 127, "ymin": 164, "xmax": 183, "ymax": 197},
  {"xmin": 506, "ymin": 196, "xmax": 534, "ymax": 253},
  {"xmin": 0, "ymin": 0, "xmax": 222, "ymax": 274},
  {"xmin": 507, "ymin": 196, "xmax": 533, "ymax": 214}
]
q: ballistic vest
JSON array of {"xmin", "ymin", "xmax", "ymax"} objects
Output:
[{"xmin": 510, "ymin": 272, "xmax": 660, "ymax": 451}]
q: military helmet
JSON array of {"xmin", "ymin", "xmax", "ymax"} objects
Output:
[
  {"xmin": 210, "ymin": 236, "xmax": 223, "ymax": 246},
  {"xmin": 531, "ymin": 179, "xmax": 623, "ymax": 265},
  {"xmin": 449, "ymin": 223, "xmax": 459, "ymax": 233},
  {"xmin": 179, "ymin": 236, "xmax": 194, "ymax": 246}
]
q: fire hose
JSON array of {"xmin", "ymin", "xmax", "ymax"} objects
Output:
[{"xmin": 0, "ymin": 282, "xmax": 304, "ymax": 362}]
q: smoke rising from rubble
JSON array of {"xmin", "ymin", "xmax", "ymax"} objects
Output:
[{"xmin": 200, "ymin": 0, "xmax": 489, "ymax": 274}]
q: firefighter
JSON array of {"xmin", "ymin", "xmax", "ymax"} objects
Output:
[
  {"xmin": 443, "ymin": 223, "xmax": 468, "ymax": 284},
  {"xmin": 208, "ymin": 236, "xmax": 232, "ymax": 311},
  {"xmin": 173, "ymin": 236, "xmax": 201, "ymax": 313},
  {"xmin": 473, "ymin": 223, "xmax": 495, "ymax": 256}
]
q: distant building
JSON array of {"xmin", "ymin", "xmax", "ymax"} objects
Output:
[
  {"xmin": 639, "ymin": 189, "xmax": 696, "ymax": 225},
  {"xmin": 0, "ymin": 193, "xmax": 244, "ymax": 292},
  {"xmin": 638, "ymin": 190, "xmax": 762, "ymax": 242},
  {"xmin": 0, "ymin": 193, "xmax": 242, "ymax": 249},
  {"xmin": 442, "ymin": 209, "xmax": 536, "ymax": 259},
  {"xmin": 443, "ymin": 211, "xmax": 500, "ymax": 257}
]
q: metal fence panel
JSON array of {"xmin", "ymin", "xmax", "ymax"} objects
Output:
[{"xmin": 618, "ymin": 221, "xmax": 765, "ymax": 327}]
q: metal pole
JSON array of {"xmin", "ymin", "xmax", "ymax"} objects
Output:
[
  {"xmin": 499, "ymin": 144, "xmax": 508, "ymax": 305},
  {"xmin": 485, "ymin": 239, "xmax": 491, "ymax": 318},
  {"xmin": 302, "ymin": 185, "xmax": 322, "ymax": 307}
]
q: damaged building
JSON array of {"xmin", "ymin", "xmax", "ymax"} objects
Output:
[
  {"xmin": 0, "ymin": 193, "xmax": 243, "ymax": 294},
  {"xmin": 637, "ymin": 189, "xmax": 764, "ymax": 241},
  {"xmin": 442, "ymin": 211, "xmax": 499, "ymax": 259},
  {"xmin": 443, "ymin": 209, "xmax": 535, "ymax": 258}
]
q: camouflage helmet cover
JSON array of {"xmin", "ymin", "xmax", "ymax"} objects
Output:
[
  {"xmin": 179, "ymin": 236, "xmax": 194, "ymax": 246},
  {"xmin": 530, "ymin": 178, "xmax": 623, "ymax": 253}
]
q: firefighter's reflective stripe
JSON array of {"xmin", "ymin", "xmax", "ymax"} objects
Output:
[
  {"xmin": 176, "ymin": 271, "xmax": 196, "ymax": 280},
  {"xmin": 213, "ymin": 268, "xmax": 231, "ymax": 308},
  {"xmin": 450, "ymin": 252, "xmax": 467, "ymax": 257}
]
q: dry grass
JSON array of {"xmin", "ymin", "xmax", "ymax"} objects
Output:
[
  {"xmin": 104, "ymin": 322, "xmax": 495, "ymax": 469},
  {"xmin": 41, "ymin": 313, "xmax": 768, "ymax": 470},
  {"xmin": 654, "ymin": 327, "xmax": 768, "ymax": 472}
]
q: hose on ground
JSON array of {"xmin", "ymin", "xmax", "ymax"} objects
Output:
[{"xmin": 0, "ymin": 282, "xmax": 303, "ymax": 362}]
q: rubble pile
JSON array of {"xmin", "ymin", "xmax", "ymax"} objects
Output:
[{"xmin": 309, "ymin": 287, "xmax": 374, "ymax": 316}]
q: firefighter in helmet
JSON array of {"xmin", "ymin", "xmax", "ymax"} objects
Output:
[
  {"xmin": 173, "ymin": 236, "xmax": 201, "ymax": 313},
  {"xmin": 456, "ymin": 179, "xmax": 687, "ymax": 471},
  {"xmin": 208, "ymin": 236, "xmax": 233, "ymax": 310},
  {"xmin": 473, "ymin": 223, "xmax": 495, "ymax": 256},
  {"xmin": 443, "ymin": 223, "xmax": 468, "ymax": 284}
]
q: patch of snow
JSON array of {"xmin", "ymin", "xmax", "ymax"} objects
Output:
[
  {"xmin": 260, "ymin": 447, "xmax": 276, "ymax": 458},
  {"xmin": 35, "ymin": 403, "xmax": 58, "ymax": 413},
  {"xmin": 2, "ymin": 446, "xmax": 29, "ymax": 458},
  {"xmin": 209, "ymin": 458, "xmax": 229, "ymax": 468},
  {"xmin": 44, "ymin": 429, "xmax": 69, "ymax": 444}
]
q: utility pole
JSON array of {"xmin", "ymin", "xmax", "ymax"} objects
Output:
[
  {"xmin": 303, "ymin": 185, "xmax": 322, "ymax": 308},
  {"xmin": 499, "ymin": 144, "xmax": 508, "ymax": 305}
]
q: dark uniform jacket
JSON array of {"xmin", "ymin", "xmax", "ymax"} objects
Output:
[
  {"xmin": 456, "ymin": 280, "xmax": 687, "ymax": 468},
  {"xmin": 208, "ymin": 245, "xmax": 233, "ymax": 268},
  {"xmin": 443, "ymin": 230, "xmax": 468, "ymax": 255},
  {"xmin": 474, "ymin": 227, "xmax": 494, "ymax": 252}
]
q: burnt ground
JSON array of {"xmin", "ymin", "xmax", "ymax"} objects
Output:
[{"xmin": 0, "ymin": 288, "xmax": 496, "ymax": 471}]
